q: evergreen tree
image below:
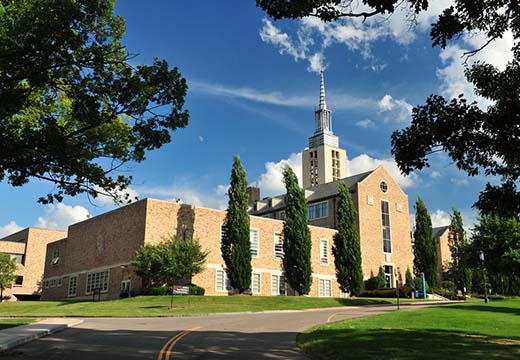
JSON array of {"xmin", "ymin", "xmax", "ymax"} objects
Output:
[
  {"xmin": 413, "ymin": 197, "xmax": 439, "ymax": 287},
  {"xmin": 448, "ymin": 208, "xmax": 472, "ymax": 294},
  {"xmin": 332, "ymin": 181, "xmax": 363, "ymax": 296},
  {"xmin": 282, "ymin": 165, "xmax": 312, "ymax": 295},
  {"xmin": 221, "ymin": 155, "xmax": 251, "ymax": 294},
  {"xmin": 377, "ymin": 266, "xmax": 387, "ymax": 289},
  {"xmin": 0, "ymin": 254, "xmax": 17, "ymax": 302},
  {"xmin": 405, "ymin": 267, "xmax": 414, "ymax": 287}
]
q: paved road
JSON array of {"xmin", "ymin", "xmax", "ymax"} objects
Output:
[{"xmin": 3, "ymin": 304, "xmax": 439, "ymax": 359}]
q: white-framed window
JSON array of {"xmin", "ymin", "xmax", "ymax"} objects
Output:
[
  {"xmin": 51, "ymin": 250, "xmax": 60, "ymax": 265},
  {"xmin": 250, "ymin": 229, "xmax": 259, "ymax": 257},
  {"xmin": 308, "ymin": 201, "xmax": 329, "ymax": 220},
  {"xmin": 271, "ymin": 274, "xmax": 286, "ymax": 296},
  {"xmin": 319, "ymin": 279, "xmax": 332, "ymax": 297},
  {"xmin": 384, "ymin": 265, "xmax": 393, "ymax": 288},
  {"xmin": 86, "ymin": 271, "xmax": 109, "ymax": 294},
  {"xmin": 381, "ymin": 200, "xmax": 392, "ymax": 253},
  {"xmin": 44, "ymin": 280, "xmax": 49, "ymax": 289},
  {"xmin": 320, "ymin": 239, "xmax": 329, "ymax": 265},
  {"xmin": 50, "ymin": 279, "xmax": 56, "ymax": 288},
  {"xmin": 380, "ymin": 181, "xmax": 388, "ymax": 193},
  {"xmin": 68, "ymin": 276, "xmax": 77, "ymax": 297},
  {"xmin": 121, "ymin": 279, "xmax": 131, "ymax": 292},
  {"xmin": 57, "ymin": 278, "xmax": 62, "ymax": 287},
  {"xmin": 274, "ymin": 232, "xmax": 284, "ymax": 259},
  {"xmin": 251, "ymin": 273, "xmax": 261, "ymax": 294},
  {"xmin": 220, "ymin": 223, "xmax": 227, "ymax": 255},
  {"xmin": 216, "ymin": 269, "xmax": 231, "ymax": 292}
]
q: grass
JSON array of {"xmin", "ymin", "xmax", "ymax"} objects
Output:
[
  {"xmin": 298, "ymin": 299, "xmax": 520, "ymax": 359},
  {"xmin": 0, "ymin": 295, "xmax": 416, "ymax": 317},
  {"xmin": 0, "ymin": 318, "xmax": 35, "ymax": 330}
]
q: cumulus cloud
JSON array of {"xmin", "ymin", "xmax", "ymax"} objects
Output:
[
  {"xmin": 355, "ymin": 119, "xmax": 375, "ymax": 128},
  {"xmin": 437, "ymin": 31, "xmax": 514, "ymax": 107},
  {"xmin": 0, "ymin": 221, "xmax": 23, "ymax": 238},
  {"xmin": 378, "ymin": 94, "xmax": 413, "ymax": 123},
  {"xmin": 257, "ymin": 152, "xmax": 303, "ymax": 197},
  {"xmin": 36, "ymin": 203, "xmax": 91, "ymax": 230},
  {"xmin": 348, "ymin": 154, "xmax": 418, "ymax": 188},
  {"xmin": 451, "ymin": 178, "xmax": 470, "ymax": 186},
  {"xmin": 430, "ymin": 171, "xmax": 441, "ymax": 178},
  {"xmin": 430, "ymin": 209, "xmax": 451, "ymax": 228}
]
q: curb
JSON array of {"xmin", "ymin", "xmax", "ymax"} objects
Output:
[{"xmin": 0, "ymin": 319, "xmax": 83, "ymax": 352}]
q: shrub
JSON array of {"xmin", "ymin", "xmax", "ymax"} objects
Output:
[
  {"xmin": 189, "ymin": 284, "xmax": 205, "ymax": 296},
  {"xmin": 440, "ymin": 280, "xmax": 456, "ymax": 292},
  {"xmin": 359, "ymin": 287, "xmax": 410, "ymax": 298},
  {"xmin": 365, "ymin": 267, "xmax": 387, "ymax": 290},
  {"xmin": 150, "ymin": 286, "xmax": 171, "ymax": 296},
  {"xmin": 413, "ymin": 277, "xmax": 429, "ymax": 292}
]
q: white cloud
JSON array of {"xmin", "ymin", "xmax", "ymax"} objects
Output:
[
  {"xmin": 355, "ymin": 119, "xmax": 375, "ymax": 128},
  {"xmin": 191, "ymin": 79, "xmax": 375, "ymax": 111},
  {"xmin": 93, "ymin": 186, "xmax": 140, "ymax": 207},
  {"xmin": 257, "ymin": 152, "xmax": 303, "ymax": 197},
  {"xmin": 308, "ymin": 52, "xmax": 326, "ymax": 73},
  {"xmin": 198, "ymin": 136, "xmax": 204, "ymax": 142},
  {"xmin": 430, "ymin": 171, "xmax": 441, "ymax": 178},
  {"xmin": 136, "ymin": 183, "xmax": 227, "ymax": 210},
  {"xmin": 378, "ymin": 94, "xmax": 413, "ymax": 123},
  {"xmin": 348, "ymin": 154, "xmax": 418, "ymax": 188},
  {"xmin": 259, "ymin": 1, "xmax": 453, "ymax": 73},
  {"xmin": 437, "ymin": 31, "xmax": 514, "ymax": 107},
  {"xmin": 451, "ymin": 178, "xmax": 469, "ymax": 186},
  {"xmin": 378, "ymin": 94, "xmax": 395, "ymax": 111},
  {"xmin": 0, "ymin": 221, "xmax": 23, "ymax": 238},
  {"xmin": 36, "ymin": 203, "xmax": 91, "ymax": 230},
  {"xmin": 431, "ymin": 209, "xmax": 451, "ymax": 228}
]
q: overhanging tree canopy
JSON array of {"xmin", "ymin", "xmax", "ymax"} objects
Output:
[{"xmin": 0, "ymin": 0, "xmax": 189, "ymax": 204}]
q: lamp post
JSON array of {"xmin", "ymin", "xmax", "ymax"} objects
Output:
[{"xmin": 478, "ymin": 251, "xmax": 489, "ymax": 304}]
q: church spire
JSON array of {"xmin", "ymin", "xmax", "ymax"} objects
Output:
[
  {"xmin": 308, "ymin": 70, "xmax": 339, "ymax": 148},
  {"xmin": 319, "ymin": 70, "xmax": 326, "ymax": 110}
]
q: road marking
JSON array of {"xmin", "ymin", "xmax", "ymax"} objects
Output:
[{"xmin": 157, "ymin": 326, "xmax": 202, "ymax": 360}]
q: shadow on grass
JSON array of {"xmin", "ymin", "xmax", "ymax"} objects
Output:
[
  {"xmin": 446, "ymin": 304, "xmax": 520, "ymax": 316},
  {"xmin": 298, "ymin": 328, "xmax": 520, "ymax": 360},
  {"xmin": 335, "ymin": 298, "xmax": 393, "ymax": 306}
]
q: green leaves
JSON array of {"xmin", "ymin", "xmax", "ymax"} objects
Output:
[
  {"xmin": 133, "ymin": 236, "xmax": 208, "ymax": 290},
  {"xmin": 282, "ymin": 165, "xmax": 312, "ymax": 295},
  {"xmin": 0, "ymin": 0, "xmax": 188, "ymax": 204},
  {"xmin": 0, "ymin": 253, "xmax": 17, "ymax": 296},
  {"xmin": 222, "ymin": 155, "xmax": 252, "ymax": 293},
  {"xmin": 413, "ymin": 197, "xmax": 438, "ymax": 287},
  {"xmin": 332, "ymin": 181, "xmax": 363, "ymax": 295}
]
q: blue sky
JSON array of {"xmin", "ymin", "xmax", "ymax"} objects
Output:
[{"xmin": 1, "ymin": 1, "xmax": 513, "ymax": 236}]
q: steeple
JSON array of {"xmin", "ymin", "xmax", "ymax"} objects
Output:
[
  {"xmin": 309, "ymin": 70, "xmax": 338, "ymax": 148},
  {"xmin": 319, "ymin": 70, "xmax": 326, "ymax": 110}
]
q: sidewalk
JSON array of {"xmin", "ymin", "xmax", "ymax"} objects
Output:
[{"xmin": 0, "ymin": 318, "xmax": 83, "ymax": 351}]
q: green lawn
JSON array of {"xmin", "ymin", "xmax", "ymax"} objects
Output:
[
  {"xmin": 0, "ymin": 295, "xmax": 413, "ymax": 317},
  {"xmin": 0, "ymin": 318, "xmax": 35, "ymax": 330},
  {"xmin": 298, "ymin": 299, "xmax": 520, "ymax": 360}
]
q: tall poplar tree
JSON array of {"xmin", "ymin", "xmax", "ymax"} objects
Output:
[
  {"xmin": 332, "ymin": 181, "xmax": 363, "ymax": 296},
  {"xmin": 221, "ymin": 155, "xmax": 251, "ymax": 294},
  {"xmin": 282, "ymin": 165, "xmax": 312, "ymax": 295},
  {"xmin": 448, "ymin": 208, "xmax": 472, "ymax": 294},
  {"xmin": 413, "ymin": 197, "xmax": 439, "ymax": 287}
]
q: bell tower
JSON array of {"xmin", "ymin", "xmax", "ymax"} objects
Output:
[{"xmin": 302, "ymin": 71, "xmax": 348, "ymax": 188}]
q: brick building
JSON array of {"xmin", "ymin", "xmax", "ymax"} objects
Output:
[
  {"xmin": 39, "ymin": 71, "xmax": 414, "ymax": 300},
  {"xmin": 0, "ymin": 228, "xmax": 66, "ymax": 301},
  {"xmin": 433, "ymin": 226, "xmax": 452, "ymax": 280},
  {"xmin": 41, "ymin": 199, "xmax": 339, "ymax": 300},
  {"xmin": 249, "ymin": 72, "xmax": 413, "ymax": 287}
]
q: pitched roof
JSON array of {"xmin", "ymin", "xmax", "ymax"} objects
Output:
[
  {"xmin": 250, "ymin": 169, "xmax": 375, "ymax": 215},
  {"xmin": 432, "ymin": 226, "xmax": 449, "ymax": 239}
]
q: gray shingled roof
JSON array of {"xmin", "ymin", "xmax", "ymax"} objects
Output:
[
  {"xmin": 432, "ymin": 226, "xmax": 449, "ymax": 239},
  {"xmin": 251, "ymin": 169, "xmax": 375, "ymax": 215}
]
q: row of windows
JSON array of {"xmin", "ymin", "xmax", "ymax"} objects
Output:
[
  {"xmin": 221, "ymin": 226, "xmax": 330, "ymax": 263},
  {"xmin": 86, "ymin": 271, "xmax": 109, "ymax": 294},
  {"xmin": 308, "ymin": 201, "xmax": 329, "ymax": 220},
  {"xmin": 44, "ymin": 277, "xmax": 62, "ymax": 288},
  {"xmin": 216, "ymin": 269, "xmax": 333, "ymax": 297}
]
